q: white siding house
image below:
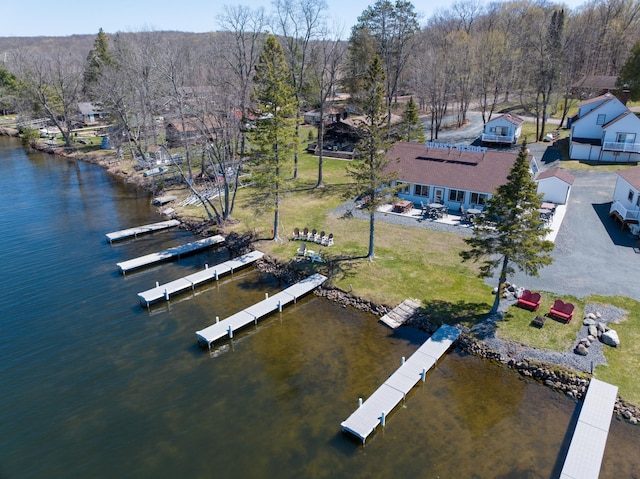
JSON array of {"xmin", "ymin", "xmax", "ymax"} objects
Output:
[
  {"xmin": 535, "ymin": 167, "xmax": 576, "ymax": 204},
  {"xmin": 481, "ymin": 113, "xmax": 524, "ymax": 145},
  {"xmin": 569, "ymin": 93, "xmax": 640, "ymax": 162},
  {"xmin": 610, "ymin": 166, "xmax": 640, "ymax": 233}
]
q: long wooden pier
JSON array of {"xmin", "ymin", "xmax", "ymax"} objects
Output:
[
  {"xmin": 560, "ymin": 378, "xmax": 618, "ymax": 479},
  {"xmin": 341, "ymin": 324, "xmax": 461, "ymax": 443},
  {"xmin": 117, "ymin": 235, "xmax": 224, "ymax": 274},
  {"xmin": 106, "ymin": 220, "xmax": 181, "ymax": 243},
  {"xmin": 138, "ymin": 251, "xmax": 264, "ymax": 308},
  {"xmin": 196, "ymin": 273, "xmax": 327, "ymax": 348},
  {"xmin": 137, "ymin": 251, "xmax": 264, "ymax": 307}
]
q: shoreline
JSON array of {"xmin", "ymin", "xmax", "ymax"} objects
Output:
[{"xmin": 4, "ymin": 131, "xmax": 639, "ymax": 425}]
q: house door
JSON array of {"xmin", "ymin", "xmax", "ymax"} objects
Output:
[{"xmin": 435, "ymin": 188, "xmax": 444, "ymax": 204}]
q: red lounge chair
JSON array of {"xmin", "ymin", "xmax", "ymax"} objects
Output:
[
  {"xmin": 516, "ymin": 290, "xmax": 541, "ymax": 311},
  {"xmin": 549, "ymin": 299, "xmax": 575, "ymax": 323}
]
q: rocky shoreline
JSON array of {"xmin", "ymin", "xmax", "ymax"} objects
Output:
[{"xmin": 4, "ymin": 131, "xmax": 639, "ymax": 425}]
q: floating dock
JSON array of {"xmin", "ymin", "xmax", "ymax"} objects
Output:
[
  {"xmin": 117, "ymin": 235, "xmax": 224, "ymax": 274},
  {"xmin": 196, "ymin": 273, "xmax": 327, "ymax": 348},
  {"xmin": 105, "ymin": 220, "xmax": 181, "ymax": 243},
  {"xmin": 341, "ymin": 324, "xmax": 461, "ymax": 443},
  {"xmin": 379, "ymin": 298, "xmax": 421, "ymax": 329},
  {"xmin": 137, "ymin": 251, "xmax": 264, "ymax": 307},
  {"xmin": 560, "ymin": 378, "xmax": 618, "ymax": 479}
]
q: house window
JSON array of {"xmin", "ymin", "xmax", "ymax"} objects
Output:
[
  {"xmin": 629, "ymin": 190, "xmax": 634, "ymax": 202},
  {"xmin": 637, "ymin": 195, "xmax": 640, "ymax": 207},
  {"xmin": 596, "ymin": 114, "xmax": 606, "ymax": 125},
  {"xmin": 470, "ymin": 192, "xmax": 488, "ymax": 206},
  {"xmin": 617, "ymin": 132, "xmax": 636, "ymax": 144},
  {"xmin": 415, "ymin": 184, "xmax": 429, "ymax": 197},
  {"xmin": 449, "ymin": 189, "xmax": 465, "ymax": 203},
  {"xmin": 397, "ymin": 182, "xmax": 409, "ymax": 194}
]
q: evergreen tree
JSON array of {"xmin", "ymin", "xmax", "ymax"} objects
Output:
[
  {"xmin": 347, "ymin": 56, "xmax": 398, "ymax": 260},
  {"xmin": 399, "ymin": 96, "xmax": 425, "ymax": 143},
  {"xmin": 460, "ymin": 141, "xmax": 554, "ymax": 313},
  {"xmin": 248, "ymin": 35, "xmax": 296, "ymax": 241},
  {"xmin": 618, "ymin": 40, "xmax": 640, "ymax": 101},
  {"xmin": 83, "ymin": 28, "xmax": 112, "ymax": 96}
]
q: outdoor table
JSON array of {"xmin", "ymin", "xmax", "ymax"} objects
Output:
[
  {"xmin": 538, "ymin": 208, "xmax": 553, "ymax": 222},
  {"xmin": 428, "ymin": 203, "xmax": 446, "ymax": 218},
  {"xmin": 393, "ymin": 200, "xmax": 413, "ymax": 213},
  {"xmin": 467, "ymin": 208, "xmax": 482, "ymax": 216}
]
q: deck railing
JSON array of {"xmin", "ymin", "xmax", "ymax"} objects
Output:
[
  {"xmin": 602, "ymin": 142, "xmax": 640, "ymax": 153},
  {"xmin": 610, "ymin": 200, "xmax": 640, "ymax": 220},
  {"xmin": 481, "ymin": 133, "xmax": 514, "ymax": 143}
]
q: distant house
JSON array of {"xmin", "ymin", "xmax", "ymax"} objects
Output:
[
  {"xmin": 571, "ymin": 75, "xmax": 619, "ymax": 98},
  {"xmin": 303, "ymin": 107, "xmax": 348, "ymax": 126},
  {"xmin": 609, "ymin": 166, "xmax": 640, "ymax": 233},
  {"xmin": 78, "ymin": 102, "xmax": 105, "ymax": 123},
  {"xmin": 535, "ymin": 167, "xmax": 576, "ymax": 205},
  {"xmin": 387, "ymin": 142, "xmax": 535, "ymax": 211},
  {"xmin": 569, "ymin": 93, "xmax": 640, "ymax": 162},
  {"xmin": 481, "ymin": 113, "xmax": 524, "ymax": 145},
  {"xmin": 165, "ymin": 115, "xmax": 226, "ymax": 148}
]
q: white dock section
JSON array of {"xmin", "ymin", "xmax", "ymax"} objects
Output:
[
  {"xmin": 117, "ymin": 235, "xmax": 224, "ymax": 274},
  {"xmin": 341, "ymin": 324, "xmax": 461, "ymax": 443},
  {"xmin": 137, "ymin": 251, "xmax": 264, "ymax": 307},
  {"xmin": 196, "ymin": 273, "xmax": 327, "ymax": 348},
  {"xmin": 560, "ymin": 378, "xmax": 618, "ymax": 479},
  {"xmin": 379, "ymin": 298, "xmax": 421, "ymax": 329},
  {"xmin": 106, "ymin": 220, "xmax": 181, "ymax": 243}
]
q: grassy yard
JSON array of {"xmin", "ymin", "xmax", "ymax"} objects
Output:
[{"xmin": 499, "ymin": 294, "xmax": 640, "ymax": 404}]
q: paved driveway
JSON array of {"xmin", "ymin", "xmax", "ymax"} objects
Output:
[{"xmin": 497, "ymin": 169, "xmax": 640, "ymax": 301}]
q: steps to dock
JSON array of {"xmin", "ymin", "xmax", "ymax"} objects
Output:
[
  {"xmin": 196, "ymin": 273, "xmax": 327, "ymax": 348},
  {"xmin": 137, "ymin": 251, "xmax": 264, "ymax": 307},
  {"xmin": 379, "ymin": 298, "xmax": 421, "ymax": 329},
  {"xmin": 560, "ymin": 378, "xmax": 618, "ymax": 479},
  {"xmin": 341, "ymin": 324, "xmax": 461, "ymax": 443},
  {"xmin": 116, "ymin": 235, "xmax": 224, "ymax": 274},
  {"xmin": 105, "ymin": 220, "xmax": 181, "ymax": 243}
]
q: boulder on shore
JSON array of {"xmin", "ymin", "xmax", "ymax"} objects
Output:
[{"xmin": 601, "ymin": 329, "xmax": 620, "ymax": 347}]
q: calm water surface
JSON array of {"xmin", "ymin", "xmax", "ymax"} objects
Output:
[{"xmin": 1, "ymin": 137, "xmax": 639, "ymax": 479}]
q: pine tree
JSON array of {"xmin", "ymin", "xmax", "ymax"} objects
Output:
[
  {"xmin": 248, "ymin": 35, "xmax": 296, "ymax": 241},
  {"xmin": 460, "ymin": 141, "xmax": 554, "ymax": 313},
  {"xmin": 347, "ymin": 55, "xmax": 398, "ymax": 260},
  {"xmin": 83, "ymin": 28, "xmax": 112, "ymax": 96},
  {"xmin": 618, "ymin": 40, "xmax": 640, "ymax": 101},
  {"xmin": 400, "ymin": 96, "xmax": 425, "ymax": 143}
]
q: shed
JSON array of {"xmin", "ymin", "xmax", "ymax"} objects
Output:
[{"xmin": 536, "ymin": 167, "xmax": 576, "ymax": 204}]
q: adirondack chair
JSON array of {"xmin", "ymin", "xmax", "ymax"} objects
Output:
[
  {"xmin": 292, "ymin": 227, "xmax": 301, "ymax": 240},
  {"xmin": 296, "ymin": 242, "xmax": 307, "ymax": 256}
]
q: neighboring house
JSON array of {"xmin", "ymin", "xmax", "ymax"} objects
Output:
[
  {"xmin": 78, "ymin": 102, "xmax": 104, "ymax": 123},
  {"xmin": 571, "ymin": 75, "xmax": 619, "ymax": 98},
  {"xmin": 165, "ymin": 115, "xmax": 225, "ymax": 148},
  {"xmin": 387, "ymin": 142, "xmax": 535, "ymax": 211},
  {"xmin": 303, "ymin": 107, "xmax": 348, "ymax": 126},
  {"xmin": 481, "ymin": 113, "xmax": 524, "ymax": 145},
  {"xmin": 609, "ymin": 165, "xmax": 640, "ymax": 233},
  {"xmin": 569, "ymin": 93, "xmax": 640, "ymax": 162},
  {"xmin": 535, "ymin": 167, "xmax": 576, "ymax": 205}
]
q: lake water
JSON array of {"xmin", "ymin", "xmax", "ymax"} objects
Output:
[{"xmin": 1, "ymin": 136, "xmax": 639, "ymax": 478}]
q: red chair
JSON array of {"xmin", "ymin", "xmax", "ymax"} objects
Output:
[
  {"xmin": 549, "ymin": 300, "xmax": 575, "ymax": 323},
  {"xmin": 516, "ymin": 290, "xmax": 541, "ymax": 311}
]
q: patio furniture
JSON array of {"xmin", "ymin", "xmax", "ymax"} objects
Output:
[
  {"xmin": 297, "ymin": 242, "xmax": 307, "ymax": 256},
  {"xmin": 308, "ymin": 228, "xmax": 317, "ymax": 241},
  {"xmin": 393, "ymin": 200, "xmax": 413, "ymax": 213},
  {"xmin": 539, "ymin": 208, "xmax": 553, "ymax": 222},
  {"xmin": 428, "ymin": 203, "xmax": 446, "ymax": 219},
  {"xmin": 315, "ymin": 230, "xmax": 325, "ymax": 243},
  {"xmin": 322, "ymin": 233, "xmax": 334, "ymax": 246},
  {"xmin": 292, "ymin": 227, "xmax": 301, "ymax": 240},
  {"xmin": 516, "ymin": 290, "xmax": 541, "ymax": 311},
  {"xmin": 548, "ymin": 299, "xmax": 575, "ymax": 323}
]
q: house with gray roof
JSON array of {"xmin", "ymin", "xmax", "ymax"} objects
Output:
[
  {"xmin": 535, "ymin": 167, "xmax": 576, "ymax": 204},
  {"xmin": 569, "ymin": 93, "xmax": 640, "ymax": 162},
  {"xmin": 481, "ymin": 113, "xmax": 524, "ymax": 145}
]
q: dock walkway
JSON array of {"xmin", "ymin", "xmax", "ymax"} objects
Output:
[
  {"xmin": 560, "ymin": 378, "xmax": 618, "ymax": 479},
  {"xmin": 379, "ymin": 298, "xmax": 421, "ymax": 329},
  {"xmin": 137, "ymin": 251, "xmax": 264, "ymax": 307},
  {"xmin": 196, "ymin": 273, "xmax": 327, "ymax": 348},
  {"xmin": 341, "ymin": 324, "xmax": 461, "ymax": 443},
  {"xmin": 106, "ymin": 220, "xmax": 181, "ymax": 243},
  {"xmin": 117, "ymin": 235, "xmax": 224, "ymax": 274}
]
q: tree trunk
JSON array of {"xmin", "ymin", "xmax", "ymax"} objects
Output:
[
  {"xmin": 367, "ymin": 209, "xmax": 375, "ymax": 261},
  {"xmin": 491, "ymin": 255, "xmax": 509, "ymax": 314}
]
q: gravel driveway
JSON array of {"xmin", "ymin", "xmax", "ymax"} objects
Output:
[{"xmin": 498, "ymin": 168, "xmax": 640, "ymax": 302}]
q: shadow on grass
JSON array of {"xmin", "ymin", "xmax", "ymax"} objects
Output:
[
  {"xmin": 417, "ymin": 298, "xmax": 491, "ymax": 330},
  {"xmin": 285, "ymin": 253, "xmax": 367, "ymax": 283}
]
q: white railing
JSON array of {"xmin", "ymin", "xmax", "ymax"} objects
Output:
[
  {"xmin": 602, "ymin": 142, "xmax": 640, "ymax": 153},
  {"xmin": 481, "ymin": 133, "xmax": 514, "ymax": 143},
  {"xmin": 610, "ymin": 200, "xmax": 640, "ymax": 220}
]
